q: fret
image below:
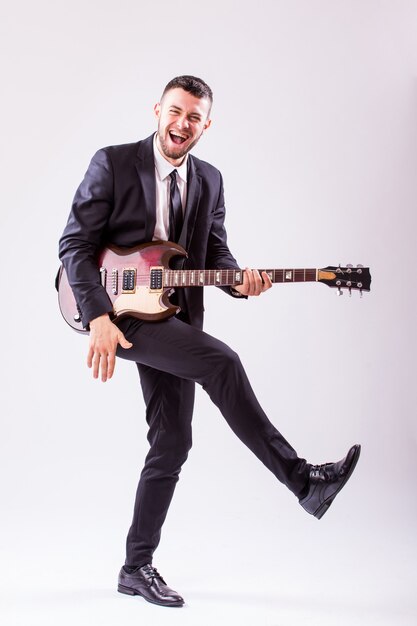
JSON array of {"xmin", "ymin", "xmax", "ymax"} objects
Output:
[
  {"xmin": 164, "ymin": 268, "xmax": 317, "ymax": 287},
  {"xmin": 257, "ymin": 269, "xmax": 317, "ymax": 284}
]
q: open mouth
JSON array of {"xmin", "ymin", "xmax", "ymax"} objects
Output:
[{"xmin": 169, "ymin": 131, "xmax": 188, "ymax": 145}]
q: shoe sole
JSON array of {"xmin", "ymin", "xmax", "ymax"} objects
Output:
[
  {"xmin": 118, "ymin": 584, "xmax": 184, "ymax": 607},
  {"xmin": 314, "ymin": 444, "xmax": 361, "ymax": 519}
]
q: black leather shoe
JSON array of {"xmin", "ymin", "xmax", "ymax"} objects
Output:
[
  {"xmin": 118, "ymin": 564, "xmax": 184, "ymax": 607},
  {"xmin": 299, "ymin": 444, "xmax": 361, "ymax": 519}
]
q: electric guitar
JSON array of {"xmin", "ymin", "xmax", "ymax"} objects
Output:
[{"xmin": 57, "ymin": 240, "xmax": 372, "ymax": 333}]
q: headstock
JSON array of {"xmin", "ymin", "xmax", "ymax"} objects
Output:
[{"xmin": 318, "ymin": 264, "xmax": 371, "ymax": 296}]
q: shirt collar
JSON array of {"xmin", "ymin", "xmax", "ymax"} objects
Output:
[{"xmin": 153, "ymin": 133, "xmax": 188, "ymax": 183}]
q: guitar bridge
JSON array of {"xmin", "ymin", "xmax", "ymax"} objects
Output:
[{"xmin": 112, "ymin": 269, "xmax": 118, "ymax": 295}]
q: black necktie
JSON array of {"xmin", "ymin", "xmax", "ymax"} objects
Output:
[{"xmin": 169, "ymin": 170, "xmax": 183, "ymax": 242}]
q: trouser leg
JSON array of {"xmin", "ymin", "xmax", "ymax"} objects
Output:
[
  {"xmin": 117, "ymin": 316, "xmax": 310, "ymax": 501},
  {"xmin": 124, "ymin": 366, "xmax": 195, "ymax": 567}
]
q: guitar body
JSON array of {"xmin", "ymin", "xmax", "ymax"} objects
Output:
[
  {"xmin": 58, "ymin": 241, "xmax": 187, "ymax": 333},
  {"xmin": 57, "ymin": 240, "xmax": 371, "ymax": 334}
]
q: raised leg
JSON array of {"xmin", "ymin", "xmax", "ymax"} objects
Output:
[{"xmin": 117, "ymin": 316, "xmax": 310, "ymax": 566}]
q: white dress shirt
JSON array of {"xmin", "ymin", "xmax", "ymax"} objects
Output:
[{"xmin": 153, "ymin": 133, "xmax": 188, "ymax": 241}]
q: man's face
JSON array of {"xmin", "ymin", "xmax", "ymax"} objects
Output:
[{"xmin": 154, "ymin": 88, "xmax": 212, "ymax": 165}]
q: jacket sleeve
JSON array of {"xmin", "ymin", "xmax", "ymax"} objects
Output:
[
  {"xmin": 205, "ymin": 173, "xmax": 246, "ymax": 298},
  {"xmin": 58, "ymin": 149, "xmax": 115, "ymax": 327}
]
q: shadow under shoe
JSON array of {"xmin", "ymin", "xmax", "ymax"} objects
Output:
[{"xmin": 299, "ymin": 444, "xmax": 361, "ymax": 519}]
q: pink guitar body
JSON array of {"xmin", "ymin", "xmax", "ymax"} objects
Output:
[{"xmin": 58, "ymin": 241, "xmax": 187, "ymax": 333}]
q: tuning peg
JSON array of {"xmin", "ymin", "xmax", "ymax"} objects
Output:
[
  {"xmin": 349, "ymin": 288, "xmax": 352, "ymax": 297},
  {"xmin": 346, "ymin": 264, "xmax": 353, "ymax": 274},
  {"xmin": 337, "ymin": 287, "xmax": 343, "ymax": 296},
  {"xmin": 356, "ymin": 264, "xmax": 363, "ymax": 274}
]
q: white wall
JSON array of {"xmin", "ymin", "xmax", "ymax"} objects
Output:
[{"xmin": 1, "ymin": 1, "xmax": 416, "ymax": 625}]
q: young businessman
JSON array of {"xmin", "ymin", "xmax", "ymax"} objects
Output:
[{"xmin": 59, "ymin": 75, "xmax": 360, "ymax": 607}]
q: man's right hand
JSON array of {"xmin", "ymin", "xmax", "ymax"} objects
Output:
[{"xmin": 87, "ymin": 314, "xmax": 133, "ymax": 382}]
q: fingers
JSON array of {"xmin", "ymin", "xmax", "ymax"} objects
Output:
[
  {"xmin": 87, "ymin": 325, "xmax": 133, "ymax": 383},
  {"xmin": 118, "ymin": 331, "xmax": 133, "ymax": 350},
  {"xmin": 87, "ymin": 346, "xmax": 115, "ymax": 382},
  {"xmin": 87, "ymin": 345, "xmax": 94, "ymax": 370},
  {"xmin": 261, "ymin": 271, "xmax": 273, "ymax": 292},
  {"xmin": 103, "ymin": 332, "xmax": 132, "ymax": 381},
  {"xmin": 87, "ymin": 346, "xmax": 103, "ymax": 381},
  {"xmin": 106, "ymin": 351, "xmax": 116, "ymax": 380},
  {"xmin": 87, "ymin": 347, "xmax": 110, "ymax": 381},
  {"xmin": 242, "ymin": 268, "xmax": 271, "ymax": 296}
]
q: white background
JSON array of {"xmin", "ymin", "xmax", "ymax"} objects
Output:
[{"xmin": 1, "ymin": 1, "xmax": 416, "ymax": 625}]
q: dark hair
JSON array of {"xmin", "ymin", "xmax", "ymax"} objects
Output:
[{"xmin": 161, "ymin": 75, "xmax": 213, "ymax": 106}]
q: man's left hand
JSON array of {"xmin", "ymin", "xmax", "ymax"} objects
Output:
[{"xmin": 234, "ymin": 269, "xmax": 273, "ymax": 296}]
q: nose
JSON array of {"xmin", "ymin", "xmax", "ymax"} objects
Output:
[{"xmin": 176, "ymin": 114, "xmax": 189, "ymax": 129}]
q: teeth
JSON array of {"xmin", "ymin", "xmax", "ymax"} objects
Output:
[{"xmin": 169, "ymin": 131, "xmax": 188, "ymax": 145}]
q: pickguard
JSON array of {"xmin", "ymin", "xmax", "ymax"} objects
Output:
[{"xmin": 113, "ymin": 287, "xmax": 168, "ymax": 316}]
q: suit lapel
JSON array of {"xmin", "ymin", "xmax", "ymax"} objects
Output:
[
  {"xmin": 178, "ymin": 156, "xmax": 201, "ymax": 250},
  {"xmin": 135, "ymin": 135, "xmax": 157, "ymax": 242}
]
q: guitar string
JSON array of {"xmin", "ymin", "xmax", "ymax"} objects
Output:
[
  {"xmin": 104, "ymin": 272, "xmax": 319, "ymax": 284},
  {"xmin": 103, "ymin": 270, "xmax": 319, "ymax": 278}
]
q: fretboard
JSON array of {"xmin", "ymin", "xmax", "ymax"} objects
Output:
[{"xmin": 164, "ymin": 268, "xmax": 317, "ymax": 288}]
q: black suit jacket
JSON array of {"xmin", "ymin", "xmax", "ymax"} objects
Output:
[{"xmin": 59, "ymin": 134, "xmax": 241, "ymax": 329}]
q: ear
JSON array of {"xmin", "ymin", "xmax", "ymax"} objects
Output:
[
  {"xmin": 154, "ymin": 102, "xmax": 161, "ymax": 119},
  {"xmin": 203, "ymin": 118, "xmax": 212, "ymax": 132}
]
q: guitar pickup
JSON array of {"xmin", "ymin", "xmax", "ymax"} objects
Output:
[
  {"xmin": 122, "ymin": 268, "xmax": 136, "ymax": 293},
  {"xmin": 149, "ymin": 267, "xmax": 163, "ymax": 292}
]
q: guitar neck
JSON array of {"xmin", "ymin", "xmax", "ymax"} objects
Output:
[{"xmin": 164, "ymin": 268, "xmax": 318, "ymax": 288}]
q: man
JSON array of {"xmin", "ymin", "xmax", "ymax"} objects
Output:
[{"xmin": 59, "ymin": 75, "xmax": 360, "ymax": 608}]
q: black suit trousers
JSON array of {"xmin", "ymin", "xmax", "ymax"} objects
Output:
[{"xmin": 116, "ymin": 315, "xmax": 310, "ymax": 567}]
